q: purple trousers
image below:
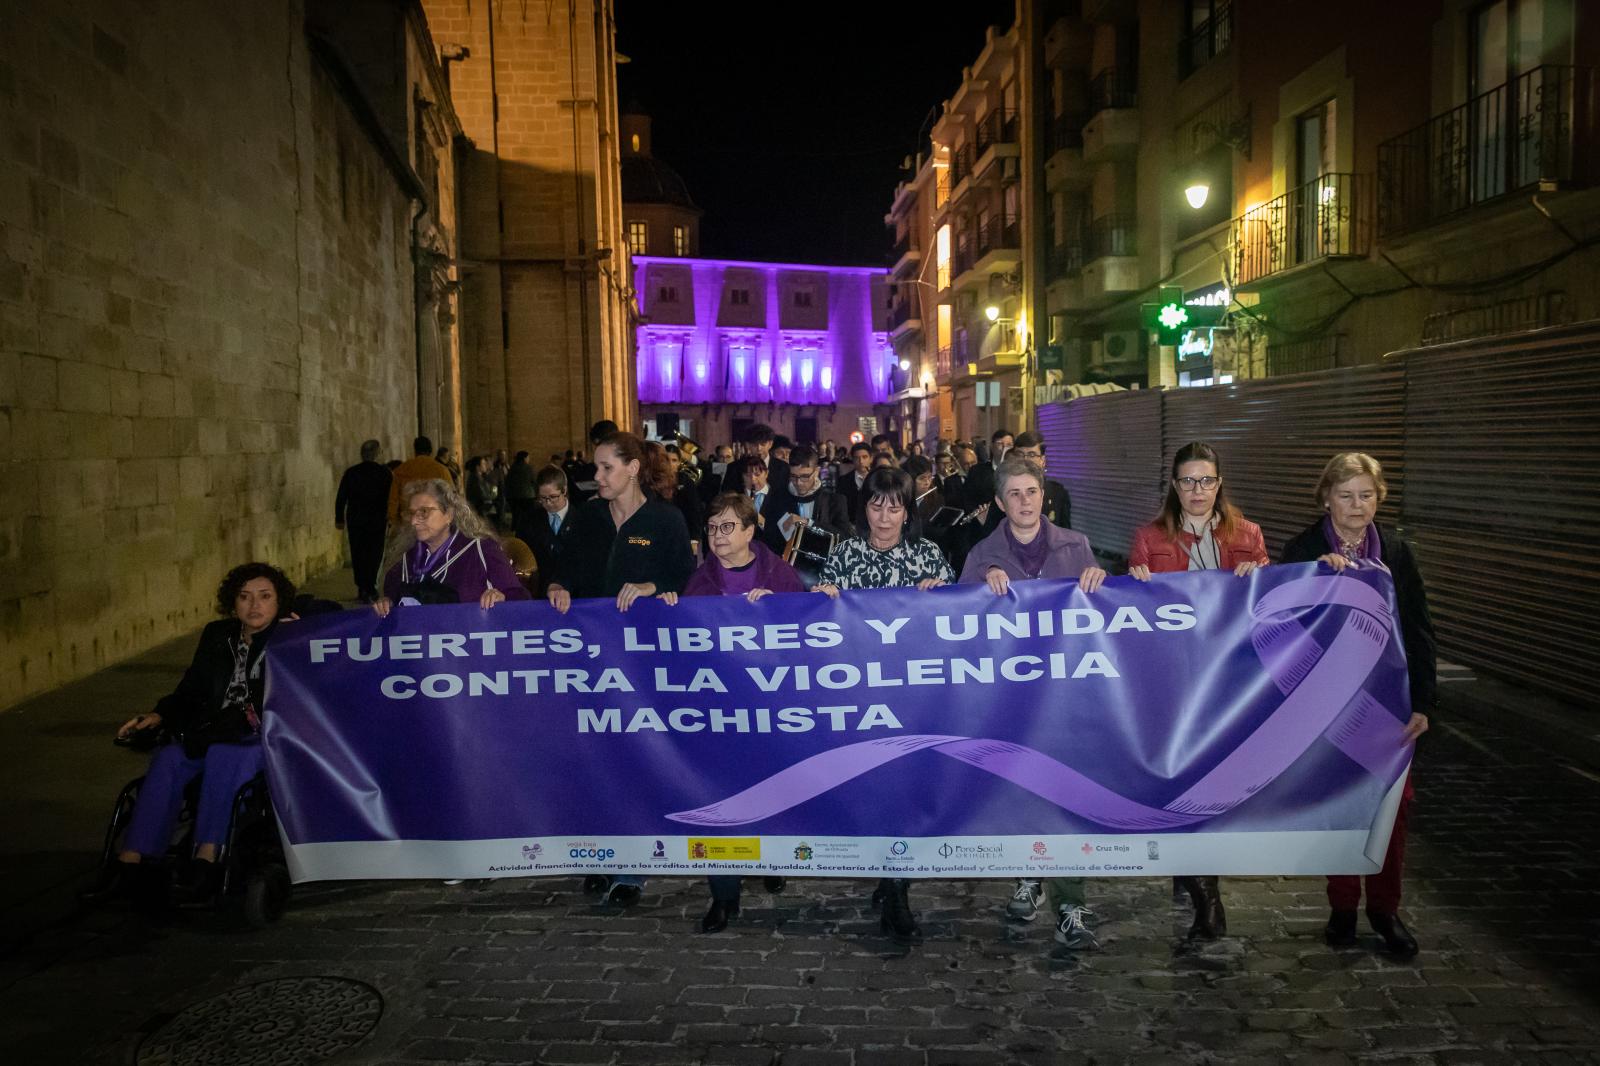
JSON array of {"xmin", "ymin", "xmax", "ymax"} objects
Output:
[{"xmin": 122, "ymin": 741, "xmax": 264, "ymax": 858}]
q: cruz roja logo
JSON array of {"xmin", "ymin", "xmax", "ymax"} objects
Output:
[
  {"xmin": 793, "ymin": 843, "xmax": 814, "ymax": 861},
  {"xmin": 1081, "ymin": 842, "xmax": 1094, "ymax": 855}
]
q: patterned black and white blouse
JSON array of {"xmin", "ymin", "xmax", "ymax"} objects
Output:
[{"xmin": 817, "ymin": 535, "xmax": 956, "ymax": 591}]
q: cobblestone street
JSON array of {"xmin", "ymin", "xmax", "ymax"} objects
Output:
[{"xmin": 3, "ymin": 591, "xmax": 1599, "ymax": 1066}]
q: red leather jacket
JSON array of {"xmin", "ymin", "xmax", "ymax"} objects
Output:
[{"xmin": 1128, "ymin": 517, "xmax": 1269, "ymax": 573}]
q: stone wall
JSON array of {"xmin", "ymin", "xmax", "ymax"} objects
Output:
[{"xmin": 0, "ymin": 1, "xmax": 429, "ymax": 710}]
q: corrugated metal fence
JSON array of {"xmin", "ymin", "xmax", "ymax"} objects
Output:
[{"xmin": 1037, "ymin": 321, "xmax": 1600, "ymax": 710}]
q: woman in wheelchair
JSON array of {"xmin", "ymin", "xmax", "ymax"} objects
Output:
[{"xmin": 96, "ymin": 562, "xmax": 298, "ymax": 906}]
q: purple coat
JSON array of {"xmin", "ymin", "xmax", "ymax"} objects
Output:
[
  {"xmin": 682, "ymin": 541, "xmax": 805, "ymax": 597},
  {"xmin": 959, "ymin": 521, "xmax": 1095, "ymax": 584},
  {"xmin": 382, "ymin": 534, "xmax": 532, "ymax": 604}
]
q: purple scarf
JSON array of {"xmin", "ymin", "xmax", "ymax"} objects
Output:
[
  {"xmin": 409, "ymin": 529, "xmax": 460, "ymax": 579},
  {"xmin": 1004, "ymin": 521, "xmax": 1051, "ymax": 579},
  {"xmin": 1321, "ymin": 515, "xmax": 1381, "ymax": 562}
]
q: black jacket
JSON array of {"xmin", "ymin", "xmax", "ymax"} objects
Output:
[
  {"xmin": 1279, "ymin": 520, "xmax": 1438, "ymax": 714},
  {"xmin": 784, "ymin": 488, "xmax": 853, "ymax": 540},
  {"xmin": 551, "ymin": 496, "xmax": 695, "ymax": 598},
  {"xmin": 335, "ymin": 461, "xmax": 392, "ymax": 528},
  {"xmin": 155, "ymin": 618, "xmax": 277, "ymax": 757},
  {"xmin": 519, "ymin": 505, "xmax": 580, "ymax": 591}
]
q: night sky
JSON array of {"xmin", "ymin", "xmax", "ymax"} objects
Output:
[{"xmin": 615, "ymin": 2, "xmax": 1017, "ymax": 267}]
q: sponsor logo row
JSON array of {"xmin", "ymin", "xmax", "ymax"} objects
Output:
[{"xmin": 518, "ymin": 838, "xmax": 1164, "ymax": 866}]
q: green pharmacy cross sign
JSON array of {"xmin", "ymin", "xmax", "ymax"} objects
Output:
[{"xmin": 1141, "ymin": 286, "xmax": 1226, "ymax": 345}]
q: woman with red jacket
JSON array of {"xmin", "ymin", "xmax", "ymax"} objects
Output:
[{"xmin": 1127, "ymin": 441, "xmax": 1269, "ymax": 940}]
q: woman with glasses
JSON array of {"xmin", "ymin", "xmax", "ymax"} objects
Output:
[
  {"xmin": 814, "ymin": 465, "xmax": 956, "ymax": 942},
  {"xmin": 374, "ymin": 478, "xmax": 530, "ymax": 614},
  {"xmin": 1280, "ymin": 452, "xmax": 1433, "ymax": 958},
  {"xmin": 659, "ymin": 492, "xmax": 805, "ymax": 932},
  {"xmin": 1127, "ymin": 441, "xmax": 1268, "ymax": 940}
]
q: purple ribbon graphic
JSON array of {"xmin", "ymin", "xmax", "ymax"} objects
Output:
[{"xmin": 666, "ymin": 573, "xmax": 1411, "ymax": 829}]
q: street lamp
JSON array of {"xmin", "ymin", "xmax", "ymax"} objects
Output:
[
  {"xmin": 984, "ymin": 304, "xmax": 1001, "ymax": 322},
  {"xmin": 1184, "ymin": 182, "xmax": 1210, "ymax": 210}
]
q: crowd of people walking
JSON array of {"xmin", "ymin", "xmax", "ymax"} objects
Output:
[{"xmin": 105, "ymin": 418, "xmax": 1434, "ymax": 961}]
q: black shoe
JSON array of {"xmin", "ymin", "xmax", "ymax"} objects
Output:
[
  {"xmin": 80, "ymin": 862, "xmax": 138, "ymax": 904},
  {"xmin": 583, "ymin": 875, "xmax": 608, "ymax": 895},
  {"xmin": 173, "ymin": 859, "xmax": 224, "ymax": 905},
  {"xmin": 701, "ymin": 899, "xmax": 739, "ymax": 933},
  {"xmin": 606, "ymin": 882, "xmax": 641, "ymax": 907},
  {"xmin": 129, "ymin": 862, "xmax": 172, "ymax": 917},
  {"xmin": 1367, "ymin": 911, "xmax": 1418, "ymax": 958},
  {"xmin": 762, "ymin": 877, "xmax": 787, "ymax": 894},
  {"xmin": 879, "ymin": 879, "xmax": 920, "ymax": 942},
  {"xmin": 1180, "ymin": 876, "xmax": 1227, "ymax": 940},
  {"xmin": 1325, "ymin": 909, "xmax": 1359, "ymax": 947}
]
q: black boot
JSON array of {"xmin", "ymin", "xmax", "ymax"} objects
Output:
[
  {"xmin": 1325, "ymin": 909, "xmax": 1358, "ymax": 947},
  {"xmin": 879, "ymin": 878, "xmax": 920, "ymax": 942},
  {"xmin": 1180, "ymin": 876, "xmax": 1226, "ymax": 940},
  {"xmin": 1367, "ymin": 910, "xmax": 1418, "ymax": 958},
  {"xmin": 701, "ymin": 898, "xmax": 739, "ymax": 933}
]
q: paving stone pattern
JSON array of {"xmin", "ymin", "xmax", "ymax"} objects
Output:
[{"xmin": 3, "ymin": 713, "xmax": 1600, "ymax": 1064}]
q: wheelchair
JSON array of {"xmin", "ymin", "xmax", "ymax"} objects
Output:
[{"xmin": 92, "ymin": 764, "xmax": 292, "ymax": 928}]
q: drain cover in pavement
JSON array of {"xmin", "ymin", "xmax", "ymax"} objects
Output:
[{"xmin": 136, "ymin": 976, "xmax": 382, "ymax": 1065}]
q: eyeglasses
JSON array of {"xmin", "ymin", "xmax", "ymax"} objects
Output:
[
  {"xmin": 706, "ymin": 520, "xmax": 743, "ymax": 536},
  {"xmin": 1013, "ymin": 450, "xmax": 1043, "ymax": 461},
  {"xmin": 407, "ymin": 506, "xmax": 443, "ymax": 522},
  {"xmin": 1175, "ymin": 476, "xmax": 1221, "ymax": 491},
  {"xmin": 537, "ymin": 492, "xmax": 566, "ymax": 503}
]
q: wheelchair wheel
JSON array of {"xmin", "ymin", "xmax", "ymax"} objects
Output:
[{"xmin": 242, "ymin": 861, "xmax": 291, "ymax": 928}]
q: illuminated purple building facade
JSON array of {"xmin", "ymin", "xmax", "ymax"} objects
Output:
[{"xmin": 633, "ymin": 255, "xmax": 894, "ymax": 446}]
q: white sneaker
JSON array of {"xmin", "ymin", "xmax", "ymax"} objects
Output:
[
  {"xmin": 1054, "ymin": 905, "xmax": 1099, "ymax": 949},
  {"xmin": 1006, "ymin": 879, "xmax": 1045, "ymax": 922}
]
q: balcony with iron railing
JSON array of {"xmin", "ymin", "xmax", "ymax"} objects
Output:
[
  {"xmin": 888, "ymin": 232, "xmax": 921, "ymax": 276},
  {"xmin": 1048, "ymin": 111, "xmax": 1088, "ymax": 155},
  {"xmin": 948, "ymin": 143, "xmax": 977, "ymax": 193},
  {"xmin": 935, "ymin": 345, "xmax": 954, "ymax": 382},
  {"xmin": 975, "ymin": 108, "xmax": 1019, "ymax": 153},
  {"xmin": 1178, "ymin": 1, "xmax": 1232, "ymax": 81},
  {"xmin": 1048, "ymin": 239, "xmax": 1086, "ymax": 278},
  {"xmin": 952, "ymin": 232, "xmax": 975, "ymax": 279},
  {"xmin": 1088, "ymin": 68, "xmax": 1138, "ymax": 115},
  {"xmin": 976, "ymin": 215, "xmax": 1020, "ymax": 257},
  {"xmin": 1232, "ymin": 172, "xmax": 1373, "ymax": 286},
  {"xmin": 1377, "ymin": 64, "xmax": 1595, "ymax": 238},
  {"xmin": 1046, "ymin": 111, "xmax": 1092, "ymax": 189},
  {"xmin": 1087, "ymin": 213, "xmax": 1137, "ymax": 260},
  {"xmin": 888, "ymin": 293, "xmax": 922, "ymax": 334}
]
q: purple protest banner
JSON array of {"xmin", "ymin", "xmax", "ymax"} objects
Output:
[{"xmin": 262, "ymin": 563, "xmax": 1413, "ymax": 883}]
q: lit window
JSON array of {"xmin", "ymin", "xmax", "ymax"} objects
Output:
[
  {"xmin": 630, "ymin": 133, "xmax": 640, "ymax": 153},
  {"xmin": 936, "ymin": 224, "xmax": 951, "ymax": 290},
  {"xmin": 628, "ymin": 220, "xmax": 648, "ymax": 255},
  {"xmin": 673, "ymin": 225, "xmax": 688, "ymax": 256}
]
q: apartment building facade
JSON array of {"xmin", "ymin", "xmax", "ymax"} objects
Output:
[{"xmin": 891, "ymin": 0, "xmax": 1599, "ymax": 446}]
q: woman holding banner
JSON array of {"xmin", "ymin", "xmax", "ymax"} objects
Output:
[
  {"xmin": 815, "ymin": 465, "xmax": 956, "ymax": 942},
  {"xmin": 960, "ymin": 457, "xmax": 1106, "ymax": 950},
  {"xmin": 1280, "ymin": 452, "xmax": 1432, "ymax": 958},
  {"xmin": 546, "ymin": 431, "xmax": 695, "ymax": 907},
  {"xmin": 374, "ymin": 479, "xmax": 530, "ymax": 614},
  {"xmin": 1128, "ymin": 441, "xmax": 1268, "ymax": 940},
  {"xmin": 660, "ymin": 492, "xmax": 805, "ymax": 932}
]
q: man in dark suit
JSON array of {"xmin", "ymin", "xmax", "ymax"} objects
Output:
[
  {"xmin": 732, "ymin": 455, "xmax": 793, "ymax": 554},
  {"xmin": 335, "ymin": 438, "xmax": 393, "ymax": 602},
  {"xmin": 776, "ymin": 445, "xmax": 852, "ymax": 543},
  {"xmin": 518, "ymin": 466, "xmax": 579, "ymax": 593},
  {"xmin": 964, "ymin": 427, "xmax": 1014, "ymax": 513},
  {"xmin": 973, "ymin": 430, "xmax": 1073, "ymax": 538},
  {"xmin": 834, "ymin": 442, "xmax": 875, "ymax": 523},
  {"xmin": 743, "ymin": 423, "xmax": 789, "ymax": 491},
  {"xmin": 697, "ymin": 443, "xmax": 736, "ymax": 506}
]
